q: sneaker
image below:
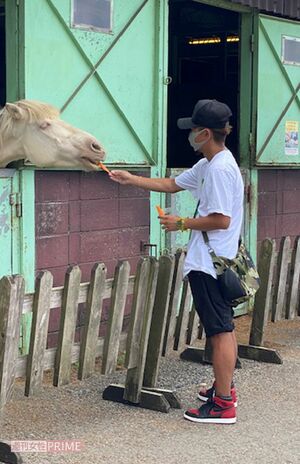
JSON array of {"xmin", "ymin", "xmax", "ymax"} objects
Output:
[
  {"xmin": 184, "ymin": 396, "xmax": 236, "ymax": 424},
  {"xmin": 198, "ymin": 381, "xmax": 238, "ymax": 407}
]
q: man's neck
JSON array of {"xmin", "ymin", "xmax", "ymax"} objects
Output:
[{"xmin": 202, "ymin": 143, "xmax": 226, "ymax": 162}]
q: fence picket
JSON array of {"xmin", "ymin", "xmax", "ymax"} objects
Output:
[
  {"xmin": 53, "ymin": 266, "xmax": 82, "ymax": 387},
  {"xmin": 101, "ymin": 261, "xmax": 130, "ymax": 375},
  {"xmin": 272, "ymin": 237, "xmax": 291, "ymax": 322},
  {"xmin": 78, "ymin": 263, "xmax": 107, "ymax": 380},
  {"xmin": 25, "ymin": 271, "xmax": 53, "ymax": 396},
  {"xmin": 173, "ymin": 279, "xmax": 192, "ymax": 351},
  {"xmin": 143, "ymin": 255, "xmax": 175, "ymax": 388},
  {"xmin": 124, "ymin": 258, "xmax": 159, "ymax": 403},
  {"xmin": 162, "ymin": 251, "xmax": 185, "ymax": 356},
  {"xmin": 286, "ymin": 236, "xmax": 300, "ymax": 320},
  {"xmin": 186, "ymin": 305, "xmax": 201, "ymax": 345},
  {"xmin": 0, "ymin": 276, "xmax": 25, "ymax": 412},
  {"xmin": 250, "ymin": 239, "xmax": 276, "ymax": 346}
]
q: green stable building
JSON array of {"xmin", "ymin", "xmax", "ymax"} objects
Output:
[{"xmin": 0, "ymin": 0, "xmax": 299, "ymax": 345}]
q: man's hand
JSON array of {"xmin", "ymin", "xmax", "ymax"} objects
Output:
[
  {"xmin": 109, "ymin": 170, "xmax": 135, "ymax": 185},
  {"xmin": 159, "ymin": 214, "xmax": 181, "ymax": 232}
]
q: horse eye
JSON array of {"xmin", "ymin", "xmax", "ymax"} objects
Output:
[{"xmin": 40, "ymin": 121, "xmax": 51, "ymax": 130}]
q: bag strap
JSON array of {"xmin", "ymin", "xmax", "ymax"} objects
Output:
[{"xmin": 191, "ymin": 201, "xmax": 218, "ymax": 259}]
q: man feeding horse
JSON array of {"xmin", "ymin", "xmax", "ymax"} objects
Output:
[{"xmin": 109, "ymin": 99, "xmax": 244, "ymax": 425}]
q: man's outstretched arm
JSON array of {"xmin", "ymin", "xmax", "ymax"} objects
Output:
[{"xmin": 109, "ymin": 170, "xmax": 183, "ymax": 193}]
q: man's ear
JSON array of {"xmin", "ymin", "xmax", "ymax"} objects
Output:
[{"xmin": 5, "ymin": 103, "xmax": 27, "ymax": 120}]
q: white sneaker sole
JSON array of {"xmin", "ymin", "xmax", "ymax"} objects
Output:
[
  {"xmin": 197, "ymin": 393, "xmax": 238, "ymax": 408},
  {"xmin": 184, "ymin": 413, "xmax": 236, "ymax": 424}
]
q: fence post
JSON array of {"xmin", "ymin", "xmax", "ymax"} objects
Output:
[
  {"xmin": 0, "ymin": 276, "xmax": 25, "ymax": 412},
  {"xmin": 53, "ymin": 266, "xmax": 82, "ymax": 387},
  {"xmin": 286, "ymin": 236, "xmax": 300, "ymax": 320},
  {"xmin": 25, "ymin": 271, "xmax": 53, "ymax": 396},
  {"xmin": 249, "ymin": 238, "xmax": 276, "ymax": 346},
  {"xmin": 124, "ymin": 258, "xmax": 159, "ymax": 403},
  {"xmin": 101, "ymin": 261, "xmax": 130, "ymax": 375},
  {"xmin": 143, "ymin": 255, "xmax": 174, "ymax": 388},
  {"xmin": 78, "ymin": 263, "xmax": 107, "ymax": 380},
  {"xmin": 173, "ymin": 279, "xmax": 192, "ymax": 351},
  {"xmin": 162, "ymin": 251, "xmax": 185, "ymax": 356},
  {"xmin": 272, "ymin": 237, "xmax": 291, "ymax": 321}
]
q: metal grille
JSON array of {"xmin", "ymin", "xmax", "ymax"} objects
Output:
[{"xmin": 230, "ymin": 0, "xmax": 300, "ymax": 19}]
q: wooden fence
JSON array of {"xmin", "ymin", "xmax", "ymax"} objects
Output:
[
  {"xmin": 249, "ymin": 236, "xmax": 300, "ymax": 347},
  {"xmin": 0, "ymin": 251, "xmax": 201, "ymax": 413}
]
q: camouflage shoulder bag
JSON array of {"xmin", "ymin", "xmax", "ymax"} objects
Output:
[{"xmin": 202, "ymin": 231, "xmax": 260, "ymax": 307}]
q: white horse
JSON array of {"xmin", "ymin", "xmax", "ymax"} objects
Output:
[{"xmin": 0, "ymin": 100, "xmax": 105, "ymax": 170}]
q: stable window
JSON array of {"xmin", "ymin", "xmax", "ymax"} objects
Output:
[
  {"xmin": 282, "ymin": 36, "xmax": 300, "ymax": 66},
  {"xmin": 72, "ymin": 0, "xmax": 113, "ymax": 33}
]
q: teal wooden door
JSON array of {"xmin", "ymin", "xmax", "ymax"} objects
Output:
[
  {"xmin": 254, "ymin": 15, "xmax": 300, "ymax": 166},
  {"xmin": 0, "ymin": 169, "xmax": 20, "ymax": 278},
  {"xmin": 23, "ymin": 0, "xmax": 168, "ymax": 169}
]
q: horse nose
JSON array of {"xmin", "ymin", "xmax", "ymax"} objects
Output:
[{"xmin": 91, "ymin": 142, "xmax": 102, "ymax": 152}]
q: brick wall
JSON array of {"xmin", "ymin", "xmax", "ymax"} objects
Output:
[
  {"xmin": 35, "ymin": 170, "xmax": 150, "ymax": 347},
  {"xmin": 258, "ymin": 170, "xmax": 300, "ymax": 252}
]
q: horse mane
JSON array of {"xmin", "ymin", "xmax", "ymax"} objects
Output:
[{"xmin": 0, "ymin": 100, "xmax": 60, "ymax": 148}]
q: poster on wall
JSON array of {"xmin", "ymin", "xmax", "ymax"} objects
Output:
[{"xmin": 285, "ymin": 121, "xmax": 299, "ymax": 155}]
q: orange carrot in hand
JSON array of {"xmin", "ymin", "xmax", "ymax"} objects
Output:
[
  {"xmin": 156, "ymin": 205, "xmax": 165, "ymax": 217},
  {"xmin": 97, "ymin": 161, "xmax": 110, "ymax": 173}
]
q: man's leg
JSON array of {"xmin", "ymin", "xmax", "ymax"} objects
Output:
[{"xmin": 210, "ymin": 330, "xmax": 237, "ymax": 397}]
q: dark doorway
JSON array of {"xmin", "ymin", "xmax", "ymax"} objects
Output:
[
  {"xmin": 167, "ymin": 1, "xmax": 240, "ymax": 168},
  {"xmin": 0, "ymin": 1, "xmax": 6, "ymax": 106}
]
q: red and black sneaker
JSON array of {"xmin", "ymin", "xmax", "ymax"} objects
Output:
[
  {"xmin": 184, "ymin": 396, "xmax": 236, "ymax": 424},
  {"xmin": 198, "ymin": 381, "xmax": 238, "ymax": 407}
]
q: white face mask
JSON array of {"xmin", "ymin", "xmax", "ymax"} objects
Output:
[{"xmin": 188, "ymin": 129, "xmax": 208, "ymax": 152}]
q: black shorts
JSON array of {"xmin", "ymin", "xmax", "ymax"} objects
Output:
[{"xmin": 188, "ymin": 270, "xmax": 234, "ymax": 338}]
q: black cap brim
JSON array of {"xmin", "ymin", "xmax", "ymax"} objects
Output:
[{"xmin": 177, "ymin": 117, "xmax": 197, "ymax": 130}]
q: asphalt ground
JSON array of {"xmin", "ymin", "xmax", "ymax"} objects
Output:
[{"xmin": 1, "ymin": 315, "xmax": 300, "ymax": 464}]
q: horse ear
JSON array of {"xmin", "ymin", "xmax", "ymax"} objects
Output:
[{"xmin": 5, "ymin": 103, "xmax": 27, "ymax": 120}]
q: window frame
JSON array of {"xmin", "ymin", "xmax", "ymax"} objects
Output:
[{"xmin": 71, "ymin": 0, "xmax": 113, "ymax": 34}]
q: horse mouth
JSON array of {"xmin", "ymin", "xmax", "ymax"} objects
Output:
[{"xmin": 81, "ymin": 156, "xmax": 105, "ymax": 171}]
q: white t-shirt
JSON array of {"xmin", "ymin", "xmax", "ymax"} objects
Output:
[{"xmin": 175, "ymin": 149, "xmax": 244, "ymax": 278}]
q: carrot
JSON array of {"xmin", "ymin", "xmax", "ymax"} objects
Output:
[
  {"xmin": 156, "ymin": 205, "xmax": 165, "ymax": 217},
  {"xmin": 97, "ymin": 161, "xmax": 110, "ymax": 173}
]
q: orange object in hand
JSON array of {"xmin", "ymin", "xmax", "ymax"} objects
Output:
[
  {"xmin": 156, "ymin": 205, "xmax": 165, "ymax": 217},
  {"xmin": 97, "ymin": 161, "xmax": 110, "ymax": 173}
]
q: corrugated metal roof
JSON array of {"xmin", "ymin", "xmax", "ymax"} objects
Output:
[{"xmin": 230, "ymin": 0, "xmax": 300, "ymax": 20}]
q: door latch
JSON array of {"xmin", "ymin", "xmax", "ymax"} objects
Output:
[{"xmin": 9, "ymin": 193, "xmax": 22, "ymax": 218}]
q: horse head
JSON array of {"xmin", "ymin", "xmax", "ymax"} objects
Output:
[{"xmin": 0, "ymin": 100, "xmax": 106, "ymax": 170}]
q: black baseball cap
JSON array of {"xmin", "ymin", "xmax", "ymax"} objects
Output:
[{"xmin": 177, "ymin": 99, "xmax": 232, "ymax": 130}]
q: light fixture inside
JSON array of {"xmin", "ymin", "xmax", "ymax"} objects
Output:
[{"xmin": 188, "ymin": 35, "xmax": 239, "ymax": 45}]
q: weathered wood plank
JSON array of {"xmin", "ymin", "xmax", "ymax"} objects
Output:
[
  {"xmin": 124, "ymin": 258, "xmax": 159, "ymax": 403},
  {"xmin": 173, "ymin": 279, "xmax": 192, "ymax": 351},
  {"xmin": 101, "ymin": 261, "xmax": 130, "ymax": 375},
  {"xmin": 16, "ymin": 333, "xmax": 128, "ymax": 379},
  {"xmin": 53, "ymin": 266, "xmax": 81, "ymax": 387},
  {"xmin": 125, "ymin": 258, "xmax": 151, "ymax": 370},
  {"xmin": 22, "ymin": 277, "xmax": 135, "ymax": 314},
  {"xmin": 186, "ymin": 304, "xmax": 201, "ymax": 345},
  {"xmin": 78, "ymin": 263, "xmax": 107, "ymax": 380},
  {"xmin": 162, "ymin": 251, "xmax": 185, "ymax": 356},
  {"xmin": 286, "ymin": 236, "xmax": 300, "ymax": 320},
  {"xmin": 143, "ymin": 255, "xmax": 175, "ymax": 388},
  {"xmin": 272, "ymin": 237, "xmax": 291, "ymax": 322},
  {"xmin": 0, "ymin": 276, "xmax": 25, "ymax": 412},
  {"xmin": 103, "ymin": 384, "xmax": 170, "ymax": 413},
  {"xmin": 249, "ymin": 239, "xmax": 276, "ymax": 346},
  {"xmin": 25, "ymin": 271, "xmax": 53, "ymax": 396},
  {"xmin": 238, "ymin": 344, "xmax": 283, "ymax": 364}
]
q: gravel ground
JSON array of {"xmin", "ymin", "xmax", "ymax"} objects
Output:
[{"xmin": 1, "ymin": 316, "xmax": 300, "ymax": 464}]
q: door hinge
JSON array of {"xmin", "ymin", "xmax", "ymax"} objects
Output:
[
  {"xmin": 250, "ymin": 34, "xmax": 255, "ymax": 53},
  {"xmin": 9, "ymin": 193, "xmax": 23, "ymax": 218},
  {"xmin": 246, "ymin": 184, "xmax": 251, "ymax": 204}
]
